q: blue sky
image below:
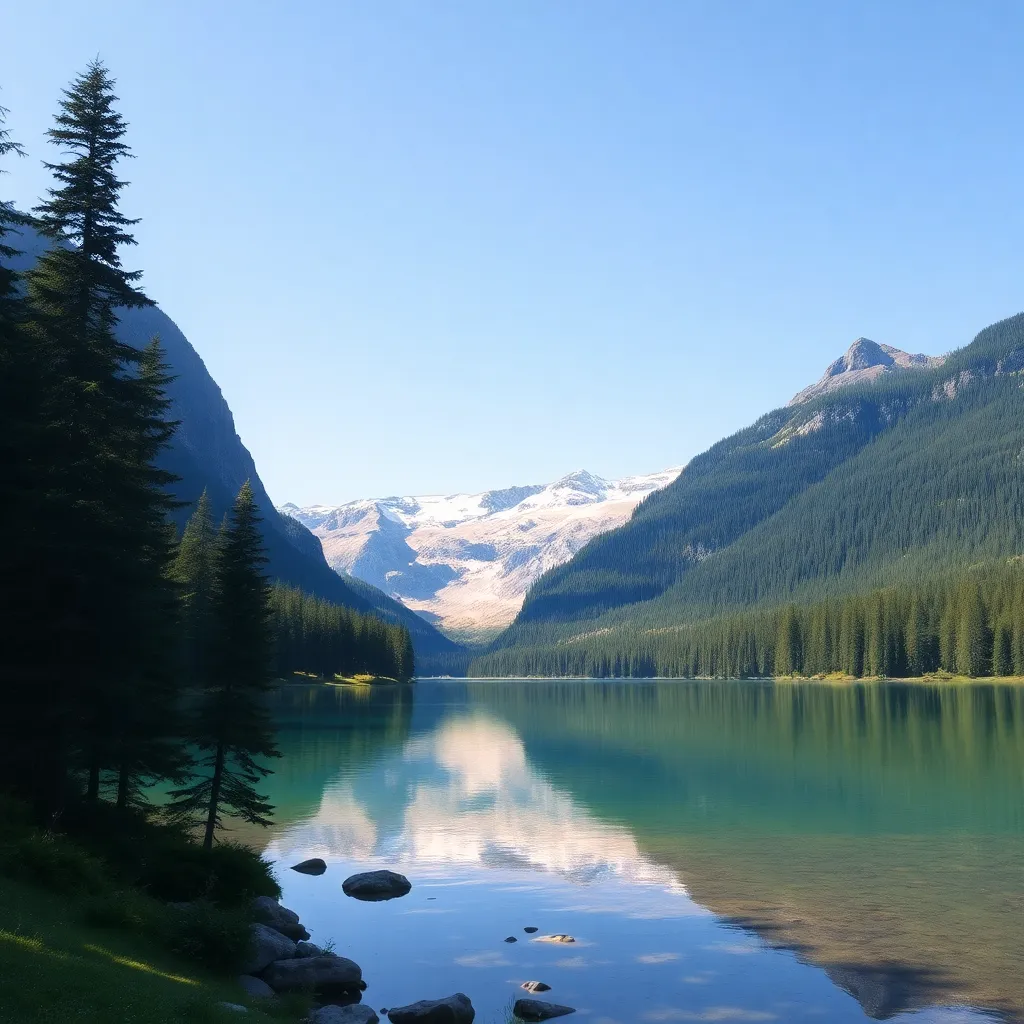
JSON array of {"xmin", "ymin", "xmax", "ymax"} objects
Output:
[{"xmin": 5, "ymin": 1, "xmax": 1024, "ymax": 504}]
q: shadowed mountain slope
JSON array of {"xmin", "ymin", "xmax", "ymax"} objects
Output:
[{"xmin": 4, "ymin": 224, "xmax": 461, "ymax": 662}]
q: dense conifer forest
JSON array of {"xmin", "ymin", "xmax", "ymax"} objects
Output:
[
  {"xmin": 484, "ymin": 314, "xmax": 1024, "ymax": 674},
  {"xmin": 0, "ymin": 62, "xmax": 413, "ymax": 835},
  {"xmin": 473, "ymin": 559, "xmax": 1024, "ymax": 678}
]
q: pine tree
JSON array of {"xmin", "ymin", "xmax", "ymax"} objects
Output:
[
  {"xmin": 0, "ymin": 93, "xmax": 37, "ymax": 792},
  {"xmin": 170, "ymin": 483, "xmax": 280, "ymax": 850},
  {"xmin": 955, "ymin": 584, "xmax": 988, "ymax": 677},
  {"xmin": 172, "ymin": 490, "xmax": 217, "ymax": 686},
  {"xmin": 11, "ymin": 61, "xmax": 180, "ymax": 814}
]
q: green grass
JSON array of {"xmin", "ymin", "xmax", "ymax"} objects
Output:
[{"xmin": 0, "ymin": 871, "xmax": 307, "ymax": 1024}]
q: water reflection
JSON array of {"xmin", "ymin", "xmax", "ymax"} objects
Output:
[{"xmin": 259, "ymin": 680, "xmax": 1023, "ymax": 1023}]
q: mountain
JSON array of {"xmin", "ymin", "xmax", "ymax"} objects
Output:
[
  {"xmin": 4, "ymin": 224, "xmax": 460, "ymax": 663},
  {"xmin": 788, "ymin": 337, "xmax": 945, "ymax": 405},
  {"xmin": 481, "ymin": 319, "xmax": 1024, "ymax": 670},
  {"xmin": 280, "ymin": 467, "xmax": 681, "ymax": 643}
]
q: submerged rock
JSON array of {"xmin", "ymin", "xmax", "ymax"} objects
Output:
[
  {"xmin": 312, "ymin": 1006, "xmax": 379, "ymax": 1024},
  {"xmin": 535, "ymin": 934, "xmax": 574, "ymax": 944},
  {"xmin": 520, "ymin": 982, "xmax": 551, "ymax": 993},
  {"xmin": 512, "ymin": 999, "xmax": 576, "ymax": 1021},
  {"xmin": 504, "ymin": 936, "xmax": 518, "ymax": 943},
  {"xmin": 244, "ymin": 923, "xmax": 297, "ymax": 974},
  {"xmin": 261, "ymin": 954, "xmax": 362, "ymax": 994},
  {"xmin": 237, "ymin": 974, "xmax": 275, "ymax": 998},
  {"xmin": 342, "ymin": 869, "xmax": 412, "ymax": 901},
  {"xmin": 252, "ymin": 895, "xmax": 311, "ymax": 941},
  {"xmin": 291, "ymin": 857, "xmax": 328, "ymax": 875},
  {"xmin": 386, "ymin": 992, "xmax": 475, "ymax": 1022}
]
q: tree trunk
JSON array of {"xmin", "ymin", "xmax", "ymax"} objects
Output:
[
  {"xmin": 116, "ymin": 762, "xmax": 129, "ymax": 810},
  {"xmin": 203, "ymin": 743, "xmax": 226, "ymax": 851}
]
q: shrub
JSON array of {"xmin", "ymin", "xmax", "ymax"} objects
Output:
[
  {"xmin": 158, "ymin": 900, "xmax": 255, "ymax": 973},
  {"xmin": 0, "ymin": 832, "xmax": 108, "ymax": 895},
  {"xmin": 134, "ymin": 838, "xmax": 280, "ymax": 906},
  {"xmin": 79, "ymin": 888, "xmax": 156, "ymax": 932}
]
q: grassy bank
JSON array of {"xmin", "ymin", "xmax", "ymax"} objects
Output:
[
  {"xmin": 280, "ymin": 671, "xmax": 408, "ymax": 686},
  {"xmin": 0, "ymin": 877, "xmax": 301, "ymax": 1024},
  {"xmin": 0, "ymin": 804, "xmax": 307, "ymax": 1024}
]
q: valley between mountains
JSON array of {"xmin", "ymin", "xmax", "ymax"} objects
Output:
[
  {"xmin": 280, "ymin": 468, "xmax": 680, "ymax": 643},
  {"xmin": 283, "ymin": 335, "xmax": 944, "ymax": 648}
]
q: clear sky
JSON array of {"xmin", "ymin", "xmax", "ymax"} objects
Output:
[{"xmin": 5, "ymin": 1, "xmax": 1024, "ymax": 505}]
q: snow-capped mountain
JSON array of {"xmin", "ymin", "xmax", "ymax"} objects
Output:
[{"xmin": 280, "ymin": 467, "xmax": 681, "ymax": 643}]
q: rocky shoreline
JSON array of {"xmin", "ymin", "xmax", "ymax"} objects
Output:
[{"xmin": 224, "ymin": 866, "xmax": 577, "ymax": 1023}]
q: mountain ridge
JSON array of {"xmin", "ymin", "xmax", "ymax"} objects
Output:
[
  {"xmin": 281, "ymin": 467, "xmax": 681, "ymax": 643},
  {"xmin": 482, "ymin": 315, "xmax": 1024, "ymax": 669}
]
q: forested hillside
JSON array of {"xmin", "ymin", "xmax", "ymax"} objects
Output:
[
  {"xmin": 482, "ymin": 315, "xmax": 1024, "ymax": 675},
  {"xmin": 6, "ymin": 224, "xmax": 460, "ymax": 665}
]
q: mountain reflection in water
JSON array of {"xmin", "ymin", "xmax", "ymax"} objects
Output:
[{"xmin": 256, "ymin": 680, "xmax": 1023, "ymax": 1024}]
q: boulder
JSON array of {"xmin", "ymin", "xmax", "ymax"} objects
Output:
[
  {"xmin": 312, "ymin": 1006, "xmax": 379, "ymax": 1024},
  {"xmin": 237, "ymin": 974, "xmax": 275, "ymax": 998},
  {"xmin": 260, "ymin": 955, "xmax": 362, "ymax": 995},
  {"xmin": 520, "ymin": 982, "xmax": 551, "ymax": 993},
  {"xmin": 512, "ymin": 999, "xmax": 576, "ymax": 1021},
  {"xmin": 386, "ymin": 992, "xmax": 475, "ymax": 1023},
  {"xmin": 291, "ymin": 857, "xmax": 328, "ymax": 876},
  {"xmin": 252, "ymin": 895, "xmax": 311, "ymax": 941},
  {"xmin": 535, "ymin": 934, "xmax": 575, "ymax": 944},
  {"xmin": 523, "ymin": 927, "xmax": 538, "ymax": 933},
  {"xmin": 244, "ymin": 923, "xmax": 297, "ymax": 975},
  {"xmin": 504, "ymin": 936, "xmax": 518, "ymax": 943},
  {"xmin": 342, "ymin": 870, "xmax": 412, "ymax": 902},
  {"xmin": 296, "ymin": 940, "xmax": 323, "ymax": 957}
]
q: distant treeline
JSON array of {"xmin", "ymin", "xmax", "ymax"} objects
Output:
[
  {"xmin": 270, "ymin": 583, "xmax": 414, "ymax": 681},
  {"xmin": 471, "ymin": 559, "xmax": 1024, "ymax": 678}
]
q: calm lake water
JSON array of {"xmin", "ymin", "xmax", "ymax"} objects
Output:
[{"xmin": 255, "ymin": 679, "xmax": 1024, "ymax": 1024}]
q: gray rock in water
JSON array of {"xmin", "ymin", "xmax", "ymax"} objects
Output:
[
  {"xmin": 504, "ymin": 936, "xmax": 517, "ymax": 943},
  {"xmin": 296, "ymin": 940, "xmax": 323, "ymax": 958},
  {"xmin": 252, "ymin": 895, "xmax": 311, "ymax": 941},
  {"xmin": 523, "ymin": 927, "xmax": 538, "ymax": 933},
  {"xmin": 237, "ymin": 974, "xmax": 275, "ymax": 998},
  {"xmin": 535, "ymin": 934, "xmax": 575, "ymax": 944},
  {"xmin": 312, "ymin": 1006, "xmax": 379, "ymax": 1024},
  {"xmin": 243, "ymin": 923, "xmax": 297, "ymax": 975},
  {"xmin": 291, "ymin": 857, "xmax": 327, "ymax": 875},
  {"xmin": 260, "ymin": 955, "xmax": 362, "ymax": 994},
  {"xmin": 386, "ymin": 992, "xmax": 475, "ymax": 1023},
  {"xmin": 216, "ymin": 1004, "xmax": 249, "ymax": 1014},
  {"xmin": 342, "ymin": 869, "xmax": 412, "ymax": 902},
  {"xmin": 512, "ymin": 999, "xmax": 576, "ymax": 1021},
  {"xmin": 520, "ymin": 982, "xmax": 551, "ymax": 993}
]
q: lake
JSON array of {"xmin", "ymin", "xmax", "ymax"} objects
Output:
[{"xmin": 254, "ymin": 679, "xmax": 1023, "ymax": 1024}]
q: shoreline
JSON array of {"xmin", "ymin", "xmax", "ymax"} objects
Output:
[{"xmin": 417, "ymin": 674, "xmax": 1024, "ymax": 684}]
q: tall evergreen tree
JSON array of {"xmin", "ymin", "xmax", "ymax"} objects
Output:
[
  {"xmin": 5, "ymin": 61, "xmax": 181, "ymax": 815},
  {"xmin": 170, "ymin": 483, "xmax": 280, "ymax": 849},
  {"xmin": 172, "ymin": 489, "xmax": 217, "ymax": 686},
  {"xmin": 0, "ymin": 93, "xmax": 36, "ymax": 792}
]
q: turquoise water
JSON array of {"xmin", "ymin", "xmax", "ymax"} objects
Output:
[{"xmin": 257, "ymin": 679, "xmax": 1024, "ymax": 1023}]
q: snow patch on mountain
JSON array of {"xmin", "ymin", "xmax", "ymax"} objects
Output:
[{"xmin": 280, "ymin": 467, "xmax": 681, "ymax": 642}]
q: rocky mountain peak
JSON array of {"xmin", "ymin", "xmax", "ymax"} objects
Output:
[
  {"xmin": 824, "ymin": 338, "xmax": 893, "ymax": 377},
  {"xmin": 790, "ymin": 338, "xmax": 945, "ymax": 406}
]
